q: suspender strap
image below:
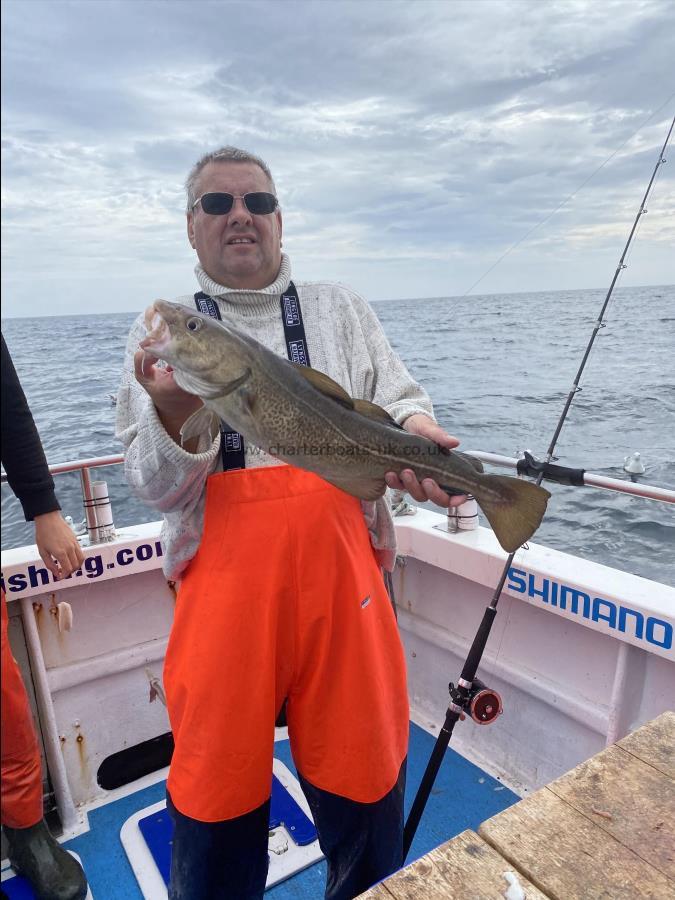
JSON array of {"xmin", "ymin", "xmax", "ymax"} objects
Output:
[
  {"xmin": 280, "ymin": 281, "xmax": 311, "ymax": 368},
  {"xmin": 194, "ymin": 294, "xmax": 221, "ymax": 320},
  {"xmin": 194, "ymin": 281, "xmax": 309, "ymax": 470}
]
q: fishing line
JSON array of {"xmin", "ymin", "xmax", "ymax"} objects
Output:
[
  {"xmin": 461, "ymin": 92, "xmax": 675, "ymax": 298},
  {"xmin": 403, "ymin": 115, "xmax": 674, "ymax": 859}
]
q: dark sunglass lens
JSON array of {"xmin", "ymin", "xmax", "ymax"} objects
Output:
[
  {"xmin": 200, "ymin": 193, "xmax": 234, "ymax": 215},
  {"xmin": 245, "ymin": 192, "xmax": 277, "ymax": 215}
]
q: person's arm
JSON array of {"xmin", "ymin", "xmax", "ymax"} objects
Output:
[
  {"xmin": 1, "ymin": 333, "xmax": 84, "ymax": 577},
  {"xmin": 114, "ymin": 310, "xmax": 221, "ymax": 514},
  {"xmin": 1, "ymin": 333, "xmax": 60, "ymax": 518}
]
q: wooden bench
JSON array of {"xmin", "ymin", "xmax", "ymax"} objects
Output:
[{"xmin": 359, "ymin": 711, "xmax": 675, "ymax": 899}]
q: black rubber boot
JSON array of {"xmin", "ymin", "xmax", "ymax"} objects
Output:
[{"xmin": 3, "ymin": 819, "xmax": 88, "ymax": 900}]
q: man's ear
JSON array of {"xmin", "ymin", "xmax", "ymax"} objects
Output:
[
  {"xmin": 187, "ymin": 212, "xmax": 196, "ymax": 249},
  {"xmin": 276, "ymin": 209, "xmax": 283, "ymax": 246}
]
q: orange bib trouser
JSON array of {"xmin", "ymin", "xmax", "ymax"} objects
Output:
[
  {"xmin": 1, "ymin": 590, "xmax": 43, "ymax": 828},
  {"xmin": 164, "ymin": 465, "xmax": 409, "ymax": 823}
]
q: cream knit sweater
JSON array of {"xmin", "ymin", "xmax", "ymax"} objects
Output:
[{"xmin": 115, "ymin": 255, "xmax": 435, "ymax": 580}]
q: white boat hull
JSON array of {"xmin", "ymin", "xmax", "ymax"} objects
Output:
[{"xmin": 1, "ymin": 510, "xmax": 673, "ymax": 832}]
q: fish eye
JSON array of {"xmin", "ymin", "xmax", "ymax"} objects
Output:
[{"xmin": 186, "ymin": 317, "xmax": 203, "ymax": 332}]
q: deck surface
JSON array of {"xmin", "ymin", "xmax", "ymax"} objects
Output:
[
  {"xmin": 361, "ymin": 711, "xmax": 675, "ymax": 899},
  {"xmin": 1, "ymin": 721, "xmax": 518, "ymax": 899}
]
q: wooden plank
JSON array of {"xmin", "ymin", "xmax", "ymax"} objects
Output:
[
  {"xmin": 479, "ymin": 787, "xmax": 675, "ymax": 899},
  {"xmin": 617, "ymin": 711, "xmax": 675, "ymax": 780},
  {"xmin": 547, "ymin": 742, "xmax": 675, "ymax": 879},
  {"xmin": 358, "ymin": 882, "xmax": 395, "ymax": 899},
  {"xmin": 357, "ymin": 842, "xmax": 456, "ymax": 900},
  {"xmin": 357, "ymin": 830, "xmax": 551, "ymax": 899},
  {"xmin": 363, "ymin": 716, "xmax": 674, "ymax": 899}
]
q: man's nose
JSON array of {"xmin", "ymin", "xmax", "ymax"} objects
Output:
[{"xmin": 228, "ymin": 196, "xmax": 252, "ymax": 224}]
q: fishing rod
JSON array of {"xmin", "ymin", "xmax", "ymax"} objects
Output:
[{"xmin": 402, "ymin": 114, "xmax": 674, "ymax": 859}]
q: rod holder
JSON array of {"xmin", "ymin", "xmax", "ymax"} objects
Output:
[{"xmin": 80, "ymin": 469, "xmax": 115, "ymax": 544}]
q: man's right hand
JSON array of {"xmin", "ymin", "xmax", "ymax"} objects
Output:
[{"xmin": 133, "ymin": 348, "xmax": 203, "ymax": 447}]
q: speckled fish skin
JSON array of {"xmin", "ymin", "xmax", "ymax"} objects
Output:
[{"xmin": 140, "ymin": 300, "xmax": 550, "ymax": 553}]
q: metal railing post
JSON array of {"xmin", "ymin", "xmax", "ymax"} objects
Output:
[{"xmin": 79, "ymin": 465, "xmax": 99, "ymax": 544}]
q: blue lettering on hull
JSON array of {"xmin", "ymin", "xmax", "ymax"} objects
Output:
[
  {"xmin": 507, "ymin": 568, "xmax": 672, "ymax": 651},
  {"xmin": 1, "ymin": 540, "xmax": 165, "ymax": 596}
]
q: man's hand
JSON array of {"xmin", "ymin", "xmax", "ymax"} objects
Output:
[
  {"xmin": 34, "ymin": 511, "xmax": 85, "ymax": 579},
  {"xmin": 133, "ymin": 304, "xmax": 203, "ymax": 445},
  {"xmin": 384, "ymin": 413, "xmax": 467, "ymax": 508}
]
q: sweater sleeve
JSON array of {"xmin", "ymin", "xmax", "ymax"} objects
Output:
[
  {"xmin": 1, "ymin": 332, "xmax": 61, "ymax": 520},
  {"xmin": 345, "ymin": 289, "xmax": 436, "ymax": 424},
  {"xmin": 114, "ymin": 313, "xmax": 221, "ymax": 515}
]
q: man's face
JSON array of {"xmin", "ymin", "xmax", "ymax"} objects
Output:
[{"xmin": 187, "ymin": 161, "xmax": 283, "ymax": 290}]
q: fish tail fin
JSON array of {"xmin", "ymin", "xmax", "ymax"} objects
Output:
[{"xmin": 477, "ymin": 475, "xmax": 550, "ymax": 553}]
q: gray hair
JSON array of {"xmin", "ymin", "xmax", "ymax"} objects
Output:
[{"xmin": 185, "ymin": 146, "xmax": 276, "ymax": 211}]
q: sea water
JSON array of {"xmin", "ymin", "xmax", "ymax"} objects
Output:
[{"xmin": 2, "ymin": 284, "xmax": 673, "ymax": 585}]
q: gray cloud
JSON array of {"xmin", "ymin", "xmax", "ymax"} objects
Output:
[{"xmin": 1, "ymin": 0, "xmax": 673, "ymax": 316}]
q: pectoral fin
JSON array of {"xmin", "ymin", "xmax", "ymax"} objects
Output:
[
  {"xmin": 452, "ymin": 449, "xmax": 484, "ymax": 473},
  {"xmin": 180, "ymin": 407, "xmax": 220, "ymax": 446}
]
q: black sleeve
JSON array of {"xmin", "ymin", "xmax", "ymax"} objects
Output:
[{"xmin": 1, "ymin": 332, "xmax": 60, "ymax": 521}]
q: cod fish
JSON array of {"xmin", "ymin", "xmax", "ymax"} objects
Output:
[{"xmin": 140, "ymin": 301, "xmax": 550, "ymax": 553}]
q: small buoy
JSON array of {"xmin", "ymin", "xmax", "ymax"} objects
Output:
[
  {"xmin": 57, "ymin": 602, "xmax": 73, "ymax": 633},
  {"xmin": 623, "ymin": 452, "xmax": 645, "ymax": 475}
]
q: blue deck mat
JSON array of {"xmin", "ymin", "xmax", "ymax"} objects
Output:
[
  {"xmin": 35, "ymin": 722, "xmax": 519, "ymax": 899},
  {"xmin": 2, "ymin": 872, "xmax": 37, "ymax": 900},
  {"xmin": 137, "ymin": 773, "xmax": 318, "ymax": 887}
]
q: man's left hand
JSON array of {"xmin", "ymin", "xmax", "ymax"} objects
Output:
[{"xmin": 384, "ymin": 414, "xmax": 467, "ymax": 508}]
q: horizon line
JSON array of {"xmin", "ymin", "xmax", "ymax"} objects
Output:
[{"xmin": 1, "ymin": 281, "xmax": 673, "ymax": 320}]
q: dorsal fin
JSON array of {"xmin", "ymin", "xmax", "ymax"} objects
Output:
[
  {"xmin": 438, "ymin": 444, "xmax": 485, "ymax": 474},
  {"xmin": 352, "ymin": 399, "xmax": 404, "ymax": 429},
  {"xmin": 291, "ymin": 363, "xmax": 354, "ymax": 410},
  {"xmin": 461, "ymin": 451, "xmax": 484, "ymax": 473},
  {"xmin": 440, "ymin": 448, "xmax": 484, "ymax": 473}
]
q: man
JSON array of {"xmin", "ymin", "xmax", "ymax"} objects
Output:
[
  {"xmin": 116, "ymin": 147, "xmax": 464, "ymax": 900},
  {"xmin": 1, "ymin": 333, "xmax": 88, "ymax": 900}
]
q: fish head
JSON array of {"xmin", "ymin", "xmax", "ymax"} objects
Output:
[
  {"xmin": 140, "ymin": 300, "xmax": 217, "ymax": 370},
  {"xmin": 140, "ymin": 300, "xmax": 247, "ymax": 398}
]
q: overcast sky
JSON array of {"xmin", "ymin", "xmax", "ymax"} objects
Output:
[{"xmin": 2, "ymin": 0, "xmax": 674, "ymax": 317}]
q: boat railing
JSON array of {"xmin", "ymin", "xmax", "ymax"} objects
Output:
[
  {"xmin": 466, "ymin": 451, "xmax": 675, "ymax": 504},
  {"xmin": 1, "ymin": 454, "xmax": 125, "ymax": 544},
  {"xmin": 1, "ymin": 450, "xmax": 673, "ymax": 547}
]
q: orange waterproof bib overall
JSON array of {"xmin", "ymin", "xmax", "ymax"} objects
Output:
[
  {"xmin": 164, "ymin": 465, "xmax": 409, "ymax": 823},
  {"xmin": 1, "ymin": 590, "xmax": 43, "ymax": 828}
]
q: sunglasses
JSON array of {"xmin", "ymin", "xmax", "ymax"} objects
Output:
[{"xmin": 192, "ymin": 191, "xmax": 279, "ymax": 216}]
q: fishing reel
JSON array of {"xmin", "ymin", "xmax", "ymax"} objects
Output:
[{"xmin": 448, "ymin": 677, "xmax": 503, "ymax": 725}]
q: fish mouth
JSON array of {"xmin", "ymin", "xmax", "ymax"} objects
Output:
[{"xmin": 139, "ymin": 303, "xmax": 172, "ymax": 356}]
